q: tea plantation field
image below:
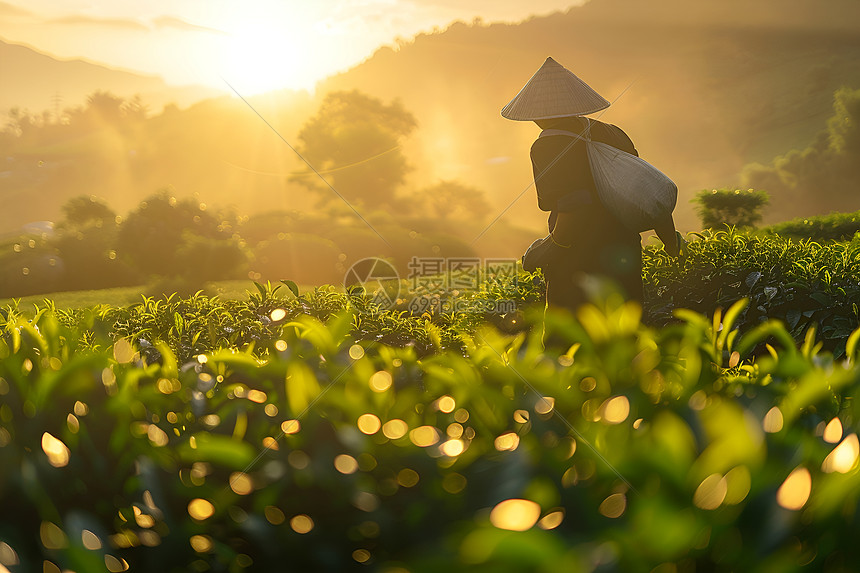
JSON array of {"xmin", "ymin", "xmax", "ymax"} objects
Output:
[{"xmin": 1, "ymin": 230, "xmax": 860, "ymax": 572}]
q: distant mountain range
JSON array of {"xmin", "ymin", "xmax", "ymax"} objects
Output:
[
  {"xmin": 2, "ymin": 0, "xmax": 860, "ymax": 237},
  {"xmin": 0, "ymin": 38, "xmax": 222, "ymax": 116}
]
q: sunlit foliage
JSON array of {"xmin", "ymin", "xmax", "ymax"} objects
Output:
[
  {"xmin": 761, "ymin": 208, "xmax": 860, "ymax": 242},
  {"xmin": 692, "ymin": 188, "xmax": 769, "ymax": 229},
  {"xmin": 644, "ymin": 228, "xmax": 860, "ymax": 356},
  {"xmin": 2, "ymin": 278, "xmax": 860, "ymax": 570},
  {"xmin": 292, "ymin": 90, "xmax": 417, "ymax": 209}
]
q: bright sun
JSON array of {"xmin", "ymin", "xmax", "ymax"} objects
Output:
[{"xmin": 216, "ymin": 9, "xmax": 319, "ymax": 95}]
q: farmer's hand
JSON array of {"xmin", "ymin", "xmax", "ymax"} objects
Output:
[{"xmin": 664, "ymin": 231, "xmax": 687, "ymax": 258}]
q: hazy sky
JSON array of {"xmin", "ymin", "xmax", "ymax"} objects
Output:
[{"xmin": 0, "ymin": 0, "xmax": 584, "ymax": 94}]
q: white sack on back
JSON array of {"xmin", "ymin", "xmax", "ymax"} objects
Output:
[
  {"xmin": 586, "ymin": 141, "xmax": 677, "ymax": 233},
  {"xmin": 538, "ymin": 127, "xmax": 677, "ymax": 233}
]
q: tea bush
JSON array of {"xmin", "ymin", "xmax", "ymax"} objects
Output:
[
  {"xmin": 2, "ymin": 297, "xmax": 860, "ymax": 571},
  {"xmin": 644, "ymin": 228, "xmax": 860, "ymax": 357},
  {"xmin": 761, "ymin": 209, "xmax": 860, "ymax": 242},
  {"xmin": 692, "ymin": 188, "xmax": 769, "ymax": 229},
  {"xmin": 3, "ymin": 230, "xmax": 860, "ymax": 571}
]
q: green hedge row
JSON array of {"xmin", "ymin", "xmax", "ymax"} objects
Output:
[
  {"xmin": 644, "ymin": 229, "xmax": 860, "ymax": 357},
  {"xmin": 760, "ymin": 210, "xmax": 860, "ymax": 242}
]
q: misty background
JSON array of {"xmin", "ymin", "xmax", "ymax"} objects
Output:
[{"xmin": 2, "ymin": 0, "xmax": 859, "ymax": 296}]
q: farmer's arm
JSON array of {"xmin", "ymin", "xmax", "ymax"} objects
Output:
[{"xmin": 654, "ymin": 215, "xmax": 681, "ymax": 257}]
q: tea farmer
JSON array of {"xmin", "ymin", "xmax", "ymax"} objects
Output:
[{"xmin": 502, "ymin": 58, "xmax": 681, "ymax": 320}]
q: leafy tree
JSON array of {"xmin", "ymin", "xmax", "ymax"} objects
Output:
[
  {"xmin": 2, "ymin": 107, "xmax": 38, "ymax": 139},
  {"xmin": 742, "ymin": 86, "xmax": 860, "ymax": 220},
  {"xmin": 415, "ymin": 180, "xmax": 491, "ymax": 220},
  {"xmin": 85, "ymin": 91, "xmax": 124, "ymax": 125},
  {"xmin": 60, "ymin": 195, "xmax": 117, "ymax": 226},
  {"xmin": 292, "ymin": 90, "xmax": 417, "ymax": 208},
  {"xmin": 692, "ymin": 188, "xmax": 769, "ymax": 229},
  {"xmin": 51, "ymin": 196, "xmax": 133, "ymax": 290},
  {"xmin": 116, "ymin": 192, "xmax": 246, "ymax": 281}
]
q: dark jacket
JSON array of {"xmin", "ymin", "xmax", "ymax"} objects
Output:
[{"xmin": 530, "ymin": 116, "xmax": 643, "ymax": 306}]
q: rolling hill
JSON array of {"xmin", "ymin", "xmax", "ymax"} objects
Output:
[
  {"xmin": 318, "ymin": 0, "xmax": 860, "ymax": 230},
  {"xmin": 0, "ymin": 38, "xmax": 222, "ymax": 117}
]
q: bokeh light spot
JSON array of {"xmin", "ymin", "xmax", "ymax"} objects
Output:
[
  {"xmin": 133, "ymin": 507, "xmax": 154, "ymax": 528},
  {"xmin": 0, "ymin": 541, "xmax": 19, "ymax": 566},
  {"xmin": 440, "ymin": 439, "xmax": 465, "ymax": 457},
  {"xmin": 599, "ymin": 493, "xmax": 627, "ymax": 518},
  {"xmin": 489, "ymin": 499, "xmax": 541, "ymax": 531},
  {"xmin": 728, "ymin": 351, "xmax": 740, "ymax": 368},
  {"xmin": 397, "ymin": 468, "xmax": 420, "ymax": 487},
  {"xmin": 369, "ymin": 371, "xmax": 393, "ymax": 392},
  {"xmin": 189, "ymin": 535, "xmax": 212, "ymax": 553},
  {"xmin": 74, "ymin": 401, "xmax": 88, "ymax": 416},
  {"xmin": 349, "ymin": 344, "xmax": 365, "ymax": 360},
  {"xmin": 442, "ymin": 473, "xmax": 467, "ymax": 494},
  {"xmin": 777, "ymin": 467, "xmax": 812, "ymax": 510},
  {"xmin": 290, "ymin": 515, "xmax": 314, "ymax": 534},
  {"xmin": 39, "ymin": 522, "xmax": 68, "ymax": 549},
  {"xmin": 104, "ymin": 555, "xmax": 129, "ymax": 572},
  {"xmin": 281, "ymin": 420, "xmax": 300, "ymax": 434},
  {"xmin": 537, "ymin": 510, "xmax": 565, "ymax": 530},
  {"xmin": 535, "ymin": 397, "xmax": 555, "ymax": 415},
  {"xmin": 494, "ymin": 432, "xmax": 520, "ymax": 452},
  {"xmin": 147, "ymin": 424, "xmax": 169, "ymax": 447},
  {"xmin": 229, "ymin": 472, "xmax": 253, "ymax": 495},
  {"xmin": 447, "ymin": 423, "xmax": 464, "ymax": 438},
  {"xmin": 41, "ymin": 432, "xmax": 69, "ymax": 468},
  {"xmin": 265, "ymin": 506, "xmax": 286, "ymax": 525},
  {"xmin": 353, "ymin": 491, "xmax": 380, "ymax": 512},
  {"xmin": 409, "ymin": 425, "xmax": 440, "ymax": 447},
  {"xmin": 823, "ymin": 417, "xmax": 844, "ymax": 444},
  {"xmin": 693, "ymin": 474, "xmax": 727, "ymax": 510},
  {"xmin": 334, "ymin": 454, "xmax": 359, "ymax": 474},
  {"xmin": 155, "ymin": 378, "xmax": 172, "ymax": 395},
  {"xmin": 81, "ymin": 529, "xmax": 102, "ymax": 550},
  {"xmin": 382, "ymin": 419, "xmax": 408, "ymax": 440},
  {"xmin": 822, "ymin": 433, "xmax": 859, "ymax": 474},
  {"xmin": 358, "ymin": 413, "xmax": 381, "ymax": 435},
  {"xmin": 601, "ymin": 396, "xmax": 630, "ymax": 424},
  {"xmin": 270, "ymin": 308, "xmax": 287, "ymax": 322},
  {"xmin": 188, "ymin": 499, "xmax": 215, "ymax": 521},
  {"xmin": 288, "ymin": 450, "xmax": 310, "ymax": 469},
  {"xmin": 580, "ymin": 377, "xmax": 597, "ymax": 392},
  {"xmin": 437, "ymin": 395, "xmax": 456, "ymax": 413},
  {"xmin": 763, "ymin": 407, "xmax": 784, "ymax": 433},
  {"xmin": 112, "ymin": 339, "xmax": 134, "ymax": 364},
  {"xmin": 247, "ymin": 389, "xmax": 267, "ymax": 403},
  {"xmin": 724, "ymin": 466, "xmax": 752, "ymax": 505}
]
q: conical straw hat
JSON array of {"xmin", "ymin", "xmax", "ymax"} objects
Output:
[{"xmin": 501, "ymin": 57, "xmax": 610, "ymax": 120}]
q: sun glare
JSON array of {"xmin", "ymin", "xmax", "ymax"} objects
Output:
[{"xmin": 216, "ymin": 8, "xmax": 318, "ymax": 94}]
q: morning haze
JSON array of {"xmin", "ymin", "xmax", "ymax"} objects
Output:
[{"xmin": 1, "ymin": 0, "xmax": 859, "ymax": 296}]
